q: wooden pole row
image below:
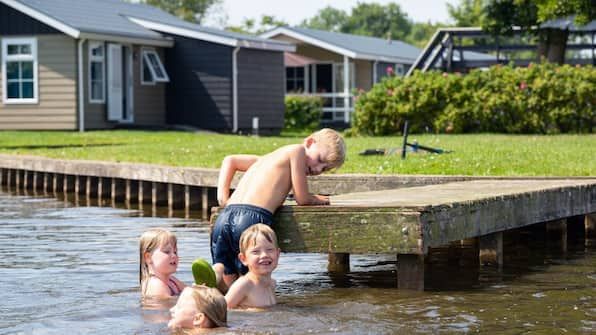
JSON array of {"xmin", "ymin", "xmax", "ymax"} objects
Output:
[{"xmin": 0, "ymin": 168, "xmax": 217, "ymax": 220}]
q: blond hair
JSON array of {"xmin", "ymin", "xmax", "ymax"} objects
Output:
[
  {"xmin": 309, "ymin": 128, "xmax": 346, "ymax": 170},
  {"xmin": 239, "ymin": 223, "xmax": 279, "ymax": 254},
  {"xmin": 190, "ymin": 285, "xmax": 227, "ymax": 328},
  {"xmin": 139, "ymin": 228, "xmax": 177, "ymax": 287}
]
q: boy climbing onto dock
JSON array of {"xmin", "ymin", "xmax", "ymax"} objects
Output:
[{"xmin": 212, "ymin": 128, "xmax": 346, "ymax": 292}]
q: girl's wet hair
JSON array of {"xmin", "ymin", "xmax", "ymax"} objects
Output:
[
  {"xmin": 138, "ymin": 228, "xmax": 177, "ymax": 286},
  {"xmin": 239, "ymin": 223, "xmax": 278, "ymax": 254},
  {"xmin": 190, "ymin": 285, "xmax": 227, "ymax": 328}
]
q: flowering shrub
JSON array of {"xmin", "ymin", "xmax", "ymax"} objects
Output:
[
  {"xmin": 351, "ymin": 63, "xmax": 595, "ymax": 135},
  {"xmin": 284, "ymin": 95, "xmax": 324, "ymax": 132}
]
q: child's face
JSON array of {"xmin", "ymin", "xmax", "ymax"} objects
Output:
[
  {"xmin": 147, "ymin": 241, "xmax": 179, "ymax": 276},
  {"xmin": 168, "ymin": 287, "xmax": 198, "ymax": 329},
  {"xmin": 304, "ymin": 139, "xmax": 331, "ymax": 176},
  {"xmin": 240, "ymin": 234, "xmax": 280, "ymax": 275}
]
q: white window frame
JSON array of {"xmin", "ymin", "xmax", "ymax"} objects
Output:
[
  {"xmin": 140, "ymin": 48, "xmax": 169, "ymax": 85},
  {"xmin": 88, "ymin": 41, "xmax": 105, "ymax": 103},
  {"xmin": 2, "ymin": 37, "xmax": 38, "ymax": 104}
]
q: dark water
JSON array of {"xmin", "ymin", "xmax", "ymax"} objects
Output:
[{"xmin": 0, "ymin": 191, "xmax": 594, "ymax": 335}]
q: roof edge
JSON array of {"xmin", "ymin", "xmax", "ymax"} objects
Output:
[
  {"xmin": 1, "ymin": 0, "xmax": 80, "ymax": 37},
  {"xmin": 261, "ymin": 27, "xmax": 357, "ymax": 58},
  {"xmin": 79, "ymin": 32, "xmax": 174, "ymax": 47},
  {"xmin": 129, "ymin": 16, "xmax": 294, "ymax": 52}
]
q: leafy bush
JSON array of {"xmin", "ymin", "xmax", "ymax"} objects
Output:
[
  {"xmin": 351, "ymin": 63, "xmax": 595, "ymax": 135},
  {"xmin": 284, "ymin": 95, "xmax": 324, "ymax": 132}
]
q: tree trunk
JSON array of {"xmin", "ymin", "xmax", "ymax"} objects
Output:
[{"xmin": 537, "ymin": 28, "xmax": 569, "ymax": 64}]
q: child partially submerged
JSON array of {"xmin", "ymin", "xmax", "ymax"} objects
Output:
[
  {"xmin": 225, "ymin": 224, "xmax": 280, "ymax": 309},
  {"xmin": 139, "ymin": 228, "xmax": 186, "ymax": 298},
  {"xmin": 168, "ymin": 285, "xmax": 227, "ymax": 329}
]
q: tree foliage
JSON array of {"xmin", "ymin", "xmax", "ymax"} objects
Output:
[
  {"xmin": 300, "ymin": 6, "xmax": 347, "ymax": 32},
  {"xmin": 139, "ymin": 0, "xmax": 221, "ymax": 24},
  {"xmin": 301, "ymin": 3, "xmax": 412, "ymax": 41},
  {"xmin": 447, "ymin": 0, "xmax": 487, "ymax": 27},
  {"xmin": 227, "ymin": 15, "xmax": 288, "ymax": 34}
]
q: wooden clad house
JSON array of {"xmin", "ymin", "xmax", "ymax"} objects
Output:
[
  {"xmin": 261, "ymin": 27, "xmax": 421, "ymax": 126},
  {"xmin": 0, "ymin": 0, "xmax": 293, "ymax": 133}
]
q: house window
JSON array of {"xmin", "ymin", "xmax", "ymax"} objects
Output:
[
  {"xmin": 89, "ymin": 42, "xmax": 105, "ymax": 103},
  {"xmin": 141, "ymin": 48, "xmax": 169, "ymax": 85},
  {"xmin": 286, "ymin": 66, "xmax": 305, "ymax": 92},
  {"xmin": 2, "ymin": 38, "xmax": 38, "ymax": 104}
]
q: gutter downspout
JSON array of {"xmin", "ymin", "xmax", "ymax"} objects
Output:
[
  {"xmin": 77, "ymin": 38, "xmax": 86, "ymax": 132},
  {"xmin": 232, "ymin": 47, "xmax": 240, "ymax": 133}
]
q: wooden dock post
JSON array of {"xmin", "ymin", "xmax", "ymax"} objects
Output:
[
  {"xmin": 546, "ymin": 219, "xmax": 567, "ymax": 252},
  {"xmin": 6, "ymin": 169, "xmax": 12, "ymax": 190},
  {"xmin": 586, "ymin": 213, "xmax": 595, "ymax": 247},
  {"xmin": 479, "ymin": 232, "xmax": 503, "ymax": 269},
  {"xmin": 328, "ymin": 253, "xmax": 350, "ymax": 273},
  {"xmin": 15, "ymin": 169, "xmax": 21, "ymax": 193},
  {"xmin": 202, "ymin": 187, "xmax": 209, "ymax": 220},
  {"xmin": 397, "ymin": 254, "xmax": 425, "ymax": 290}
]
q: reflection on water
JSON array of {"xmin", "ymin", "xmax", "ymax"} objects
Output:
[{"xmin": 0, "ymin": 191, "xmax": 594, "ymax": 334}]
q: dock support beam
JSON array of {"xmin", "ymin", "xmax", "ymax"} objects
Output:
[
  {"xmin": 397, "ymin": 254, "xmax": 425, "ymax": 290},
  {"xmin": 328, "ymin": 253, "xmax": 350, "ymax": 273},
  {"xmin": 479, "ymin": 232, "xmax": 503, "ymax": 269},
  {"xmin": 546, "ymin": 219, "xmax": 567, "ymax": 252}
]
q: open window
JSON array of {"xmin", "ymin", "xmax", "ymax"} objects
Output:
[
  {"xmin": 141, "ymin": 48, "xmax": 169, "ymax": 85},
  {"xmin": 2, "ymin": 37, "xmax": 38, "ymax": 104}
]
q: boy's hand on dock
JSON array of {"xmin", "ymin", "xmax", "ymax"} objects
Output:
[{"xmin": 311, "ymin": 194, "xmax": 330, "ymax": 205}]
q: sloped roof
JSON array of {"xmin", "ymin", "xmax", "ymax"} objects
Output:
[
  {"xmin": 261, "ymin": 26, "xmax": 421, "ymax": 64},
  {"xmin": 540, "ymin": 15, "xmax": 596, "ymax": 32},
  {"xmin": 1, "ymin": 0, "xmax": 294, "ymax": 51}
]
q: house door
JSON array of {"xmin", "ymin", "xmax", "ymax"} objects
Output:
[
  {"xmin": 106, "ymin": 44, "xmax": 133, "ymax": 122},
  {"xmin": 107, "ymin": 44, "xmax": 123, "ymax": 121}
]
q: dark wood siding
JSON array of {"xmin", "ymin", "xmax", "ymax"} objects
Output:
[
  {"xmin": 164, "ymin": 35, "xmax": 232, "ymax": 131},
  {"xmin": 237, "ymin": 48, "xmax": 285, "ymax": 135},
  {"xmin": 0, "ymin": 3, "xmax": 61, "ymax": 34}
]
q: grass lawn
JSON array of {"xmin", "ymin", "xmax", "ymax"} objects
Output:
[{"xmin": 0, "ymin": 130, "xmax": 594, "ymax": 176}]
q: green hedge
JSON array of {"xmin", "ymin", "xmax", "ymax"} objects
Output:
[
  {"xmin": 351, "ymin": 63, "xmax": 595, "ymax": 135},
  {"xmin": 284, "ymin": 95, "xmax": 323, "ymax": 132}
]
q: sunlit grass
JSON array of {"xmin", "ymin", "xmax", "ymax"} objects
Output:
[{"xmin": 0, "ymin": 130, "xmax": 594, "ymax": 176}]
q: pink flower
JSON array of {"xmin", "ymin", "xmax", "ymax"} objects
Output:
[
  {"xmin": 442, "ymin": 72, "xmax": 448, "ymax": 77},
  {"xmin": 528, "ymin": 62, "xmax": 533, "ymax": 68},
  {"xmin": 519, "ymin": 82, "xmax": 527, "ymax": 90},
  {"xmin": 358, "ymin": 88, "xmax": 365, "ymax": 94},
  {"xmin": 387, "ymin": 89, "xmax": 393, "ymax": 96},
  {"xmin": 386, "ymin": 67, "xmax": 394, "ymax": 75},
  {"xmin": 575, "ymin": 64, "xmax": 581, "ymax": 68}
]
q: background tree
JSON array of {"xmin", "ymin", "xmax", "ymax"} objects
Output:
[
  {"xmin": 342, "ymin": 3, "xmax": 412, "ymax": 40},
  {"xmin": 139, "ymin": 0, "xmax": 222, "ymax": 24},
  {"xmin": 447, "ymin": 0, "xmax": 487, "ymax": 27},
  {"xmin": 300, "ymin": 6, "xmax": 347, "ymax": 32},
  {"xmin": 484, "ymin": 0, "xmax": 595, "ymax": 64},
  {"xmin": 227, "ymin": 15, "xmax": 288, "ymax": 34},
  {"xmin": 301, "ymin": 3, "xmax": 412, "ymax": 42}
]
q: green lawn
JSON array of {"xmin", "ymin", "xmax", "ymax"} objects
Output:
[{"xmin": 0, "ymin": 130, "xmax": 594, "ymax": 176}]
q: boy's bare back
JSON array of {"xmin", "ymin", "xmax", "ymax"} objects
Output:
[{"xmin": 225, "ymin": 143, "xmax": 324, "ymax": 213}]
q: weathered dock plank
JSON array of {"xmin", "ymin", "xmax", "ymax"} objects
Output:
[{"xmin": 274, "ymin": 179, "xmax": 596, "ymax": 254}]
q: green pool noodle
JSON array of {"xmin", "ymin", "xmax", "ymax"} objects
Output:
[{"xmin": 191, "ymin": 258, "xmax": 217, "ymax": 288}]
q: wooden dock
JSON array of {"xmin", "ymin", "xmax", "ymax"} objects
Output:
[
  {"xmin": 273, "ymin": 179, "xmax": 596, "ymax": 289},
  {"xmin": 1, "ymin": 154, "xmax": 595, "ymax": 290}
]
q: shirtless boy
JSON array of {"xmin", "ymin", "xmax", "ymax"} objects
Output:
[
  {"xmin": 211, "ymin": 128, "xmax": 346, "ymax": 292},
  {"xmin": 225, "ymin": 224, "xmax": 280, "ymax": 309}
]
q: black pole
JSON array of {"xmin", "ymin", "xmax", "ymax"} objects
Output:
[{"xmin": 401, "ymin": 120, "xmax": 409, "ymax": 159}]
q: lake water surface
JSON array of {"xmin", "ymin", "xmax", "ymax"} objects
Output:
[{"xmin": 0, "ymin": 191, "xmax": 594, "ymax": 334}]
